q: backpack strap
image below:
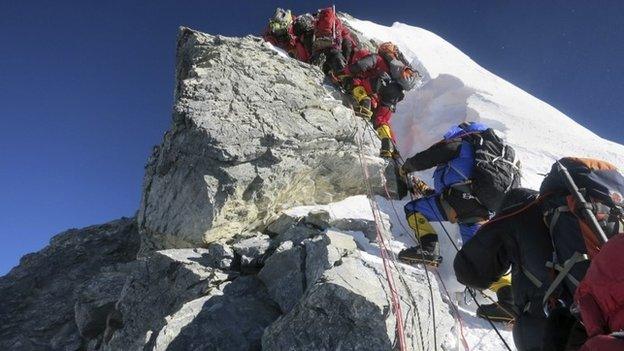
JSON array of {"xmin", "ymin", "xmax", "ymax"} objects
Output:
[
  {"xmin": 544, "ymin": 205, "xmax": 571, "ymax": 231},
  {"xmin": 541, "ymin": 251, "xmax": 589, "ymax": 307},
  {"xmin": 522, "ymin": 267, "xmax": 544, "ymax": 288}
]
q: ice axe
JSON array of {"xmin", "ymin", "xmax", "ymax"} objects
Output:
[{"xmin": 555, "ymin": 160, "xmax": 609, "ymax": 245}]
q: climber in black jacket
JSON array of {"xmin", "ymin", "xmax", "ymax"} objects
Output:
[{"xmin": 454, "ymin": 188, "xmax": 554, "ymax": 351}]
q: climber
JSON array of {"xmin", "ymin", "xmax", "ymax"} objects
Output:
[
  {"xmin": 454, "ymin": 188, "xmax": 546, "ymax": 345},
  {"xmin": 454, "ymin": 158, "xmax": 624, "ymax": 350},
  {"xmin": 263, "ymin": 8, "xmax": 313, "ymax": 62},
  {"xmin": 575, "ymin": 233, "xmax": 624, "ymax": 351},
  {"xmin": 397, "ymin": 121, "xmax": 520, "ymax": 263},
  {"xmin": 309, "ymin": 6, "xmax": 359, "ymax": 75},
  {"xmin": 397, "ymin": 122, "xmax": 519, "ymax": 321},
  {"xmin": 337, "ymin": 42, "xmax": 419, "ymax": 157}
]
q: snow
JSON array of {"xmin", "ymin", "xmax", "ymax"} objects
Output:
[
  {"xmin": 347, "ymin": 18, "xmax": 624, "ymax": 190},
  {"xmin": 339, "ymin": 18, "xmax": 624, "ymax": 348},
  {"xmin": 286, "ymin": 195, "xmax": 514, "ymax": 350},
  {"xmin": 282, "ymin": 16, "xmax": 624, "ymax": 351}
]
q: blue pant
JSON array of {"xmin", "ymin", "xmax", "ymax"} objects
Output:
[{"xmin": 404, "ymin": 194, "xmax": 481, "ymax": 244}]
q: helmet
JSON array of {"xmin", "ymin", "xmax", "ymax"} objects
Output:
[
  {"xmin": 378, "ymin": 42, "xmax": 399, "ymax": 60},
  {"xmin": 293, "ymin": 13, "xmax": 315, "ymax": 36},
  {"xmin": 269, "ymin": 8, "xmax": 293, "ymax": 35}
]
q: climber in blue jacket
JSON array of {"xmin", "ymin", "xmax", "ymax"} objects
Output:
[
  {"xmin": 398, "ymin": 121, "xmax": 518, "ymax": 322},
  {"xmin": 398, "ymin": 121, "xmax": 492, "ymax": 266}
]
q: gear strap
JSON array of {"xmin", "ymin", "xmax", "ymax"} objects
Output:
[{"xmin": 541, "ymin": 251, "xmax": 589, "ymax": 306}]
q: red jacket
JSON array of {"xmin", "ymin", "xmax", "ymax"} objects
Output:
[
  {"xmin": 575, "ymin": 233, "xmax": 624, "ymax": 350},
  {"xmin": 345, "ymin": 53, "xmax": 390, "ymax": 80},
  {"xmin": 263, "ymin": 23, "xmax": 311, "ymax": 62}
]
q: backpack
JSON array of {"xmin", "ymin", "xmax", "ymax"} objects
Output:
[
  {"xmin": 293, "ymin": 13, "xmax": 315, "ymax": 36},
  {"xmin": 313, "ymin": 6, "xmax": 339, "ymax": 50},
  {"xmin": 537, "ymin": 157, "xmax": 624, "ymax": 310},
  {"xmin": 461, "ymin": 127, "xmax": 521, "ymax": 212},
  {"xmin": 575, "ymin": 233, "xmax": 624, "ymax": 345}
]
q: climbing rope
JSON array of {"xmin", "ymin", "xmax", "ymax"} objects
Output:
[
  {"xmin": 382, "ymin": 181, "xmax": 473, "ymax": 351},
  {"xmin": 424, "ymin": 199, "xmax": 514, "ymax": 351},
  {"xmin": 435, "ymin": 269, "xmax": 471, "ymax": 350},
  {"xmin": 355, "ymin": 124, "xmax": 408, "ymax": 351},
  {"xmin": 361, "ymin": 123, "xmax": 440, "ymax": 351},
  {"xmin": 379, "ymin": 177, "xmax": 431, "ymax": 351}
]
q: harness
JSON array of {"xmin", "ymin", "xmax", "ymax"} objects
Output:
[{"xmin": 522, "ymin": 197, "xmax": 624, "ymax": 315}]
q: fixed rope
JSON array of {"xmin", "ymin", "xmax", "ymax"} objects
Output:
[
  {"xmin": 355, "ymin": 125, "xmax": 408, "ymax": 351},
  {"xmin": 379, "ymin": 176, "xmax": 430, "ymax": 351},
  {"xmin": 362, "ymin": 123, "xmax": 440, "ymax": 350},
  {"xmin": 382, "ymin": 180, "xmax": 473, "ymax": 351},
  {"xmin": 424, "ymin": 199, "xmax": 514, "ymax": 351}
]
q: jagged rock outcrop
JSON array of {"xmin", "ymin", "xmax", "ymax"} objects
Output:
[
  {"xmin": 259, "ymin": 212, "xmax": 455, "ymax": 351},
  {"xmin": 137, "ymin": 28, "xmax": 385, "ymax": 252},
  {"xmin": 0, "ymin": 218, "xmax": 139, "ymax": 351},
  {"xmin": 0, "ymin": 25, "xmax": 457, "ymax": 351},
  {"xmin": 102, "ymin": 248, "xmax": 243, "ymax": 350}
]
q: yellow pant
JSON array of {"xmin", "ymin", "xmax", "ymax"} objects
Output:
[{"xmin": 489, "ymin": 273, "xmax": 512, "ymax": 292}]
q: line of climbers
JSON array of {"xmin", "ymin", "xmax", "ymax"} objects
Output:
[
  {"xmin": 396, "ymin": 122, "xmax": 624, "ymax": 351},
  {"xmin": 263, "ymin": 6, "xmax": 419, "ymax": 158},
  {"xmin": 262, "ymin": 7, "xmax": 624, "ymax": 351}
]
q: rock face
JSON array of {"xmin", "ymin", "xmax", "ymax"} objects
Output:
[
  {"xmin": 260, "ymin": 216, "xmax": 455, "ymax": 351},
  {"xmin": 137, "ymin": 27, "xmax": 384, "ymax": 252},
  {"xmin": 0, "ymin": 26, "xmax": 458, "ymax": 351},
  {"xmin": 0, "ymin": 218, "xmax": 139, "ymax": 351}
]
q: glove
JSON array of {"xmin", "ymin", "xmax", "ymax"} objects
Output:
[
  {"xmin": 334, "ymin": 73, "xmax": 353, "ymax": 91},
  {"xmin": 309, "ymin": 52, "xmax": 326, "ymax": 66},
  {"xmin": 398, "ymin": 166, "xmax": 407, "ymax": 179},
  {"xmin": 412, "ymin": 178, "xmax": 433, "ymax": 196}
]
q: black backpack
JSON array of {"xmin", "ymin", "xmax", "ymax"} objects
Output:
[
  {"xmin": 535, "ymin": 158, "xmax": 624, "ymax": 305},
  {"xmin": 463, "ymin": 127, "xmax": 521, "ymax": 212}
]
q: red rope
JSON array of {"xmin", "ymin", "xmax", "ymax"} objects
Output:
[
  {"xmin": 356, "ymin": 134, "xmax": 408, "ymax": 351},
  {"xmin": 380, "ymin": 175, "xmax": 469, "ymax": 351}
]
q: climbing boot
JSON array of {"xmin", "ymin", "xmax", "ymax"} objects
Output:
[
  {"xmin": 398, "ymin": 234, "xmax": 442, "ymax": 267},
  {"xmin": 476, "ymin": 285, "xmax": 517, "ymax": 322},
  {"xmin": 380, "ymin": 138, "xmax": 395, "ymax": 158},
  {"xmin": 353, "ymin": 103, "xmax": 373, "ymax": 119},
  {"xmin": 376, "ymin": 125, "xmax": 395, "ymax": 158},
  {"xmin": 351, "ymin": 86, "xmax": 373, "ymax": 119}
]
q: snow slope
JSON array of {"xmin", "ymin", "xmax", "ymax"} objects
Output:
[
  {"xmin": 348, "ymin": 19, "xmax": 624, "ymax": 189},
  {"xmin": 320, "ymin": 17, "xmax": 624, "ymax": 351}
]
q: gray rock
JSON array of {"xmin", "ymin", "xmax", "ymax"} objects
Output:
[
  {"xmin": 137, "ymin": 28, "xmax": 385, "ymax": 252},
  {"xmin": 0, "ymin": 218, "xmax": 139, "ymax": 351},
  {"xmin": 262, "ymin": 251, "xmax": 455, "ymax": 351},
  {"xmin": 273, "ymin": 226, "xmax": 319, "ymax": 246},
  {"xmin": 258, "ymin": 241, "xmax": 305, "ymax": 313},
  {"xmin": 262, "ymin": 257, "xmax": 393, "ymax": 350},
  {"xmin": 304, "ymin": 209, "xmax": 331, "ymax": 229},
  {"xmin": 330, "ymin": 217, "xmax": 378, "ymax": 241},
  {"xmin": 202, "ymin": 242, "xmax": 235, "ymax": 270},
  {"xmin": 74, "ymin": 271, "xmax": 128, "ymax": 339},
  {"xmin": 232, "ymin": 234, "xmax": 271, "ymax": 273},
  {"xmin": 265, "ymin": 212, "xmax": 301, "ymax": 235},
  {"xmin": 102, "ymin": 249, "xmax": 233, "ymax": 350},
  {"xmin": 153, "ymin": 276, "xmax": 280, "ymax": 351},
  {"xmin": 303, "ymin": 235, "xmax": 343, "ymax": 288}
]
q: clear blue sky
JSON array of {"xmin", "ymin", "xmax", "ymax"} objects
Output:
[{"xmin": 1, "ymin": 1, "xmax": 623, "ymax": 274}]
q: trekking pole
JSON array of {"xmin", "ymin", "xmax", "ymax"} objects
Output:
[{"xmin": 555, "ymin": 161, "xmax": 609, "ymax": 245}]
